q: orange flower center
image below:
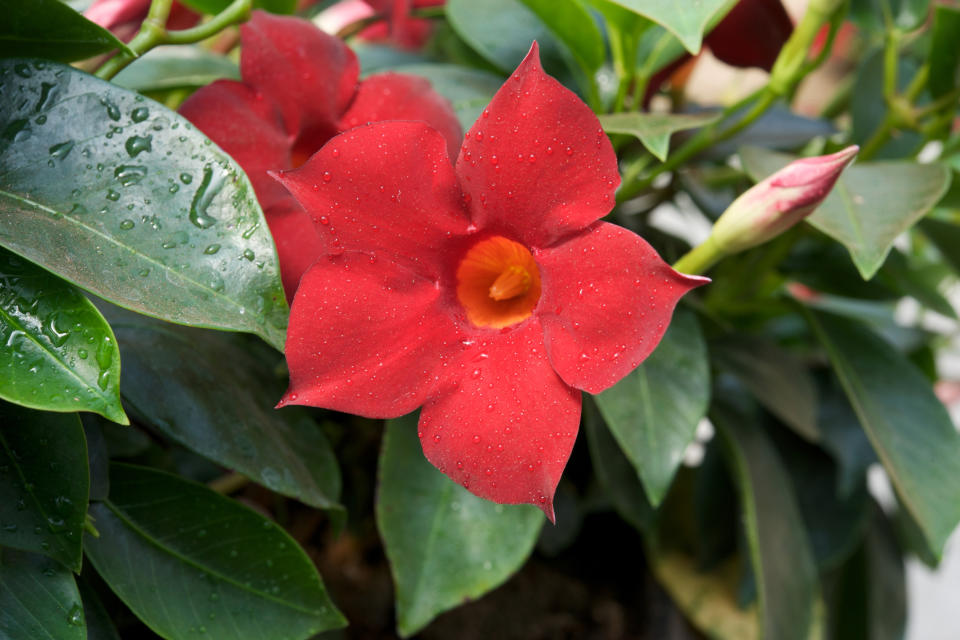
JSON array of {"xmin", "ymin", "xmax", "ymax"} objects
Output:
[{"xmin": 456, "ymin": 236, "xmax": 541, "ymax": 329}]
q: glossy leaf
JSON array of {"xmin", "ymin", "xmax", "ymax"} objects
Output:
[
  {"xmin": 929, "ymin": 6, "xmax": 960, "ymax": 98},
  {"xmin": 806, "ymin": 310, "xmax": 960, "ymax": 557},
  {"xmin": 0, "ymin": 402, "xmax": 88, "ymax": 572},
  {"xmin": 594, "ymin": 309, "xmax": 709, "ymax": 506},
  {"xmin": 0, "ymin": 549, "xmax": 85, "ymax": 640},
  {"xmin": 0, "ymin": 0, "xmax": 132, "ymax": 62},
  {"xmin": 0, "ymin": 59, "xmax": 289, "ymax": 350},
  {"xmin": 105, "ymin": 306, "xmax": 341, "ymax": 511},
  {"xmin": 714, "ymin": 398, "xmax": 822, "ymax": 640},
  {"xmin": 712, "ymin": 336, "xmax": 819, "ymax": 442},
  {"xmin": 741, "ymin": 146, "xmax": 951, "ymax": 279},
  {"xmin": 84, "ymin": 463, "xmax": 346, "ymax": 640},
  {"xmin": 599, "ymin": 112, "xmax": 720, "ymax": 161},
  {"xmin": 582, "ymin": 398, "xmax": 654, "ymax": 532},
  {"xmin": 601, "ymin": 0, "xmax": 733, "ymax": 53},
  {"xmin": 446, "ymin": 0, "xmax": 567, "ymax": 75},
  {"xmin": 79, "ymin": 415, "xmax": 109, "ymax": 501},
  {"xmin": 377, "ymin": 413, "xmax": 543, "ymax": 637},
  {"xmin": 113, "ymin": 46, "xmax": 240, "ymax": 92},
  {"xmin": 389, "ymin": 63, "xmax": 503, "ymax": 130},
  {"xmin": 0, "ymin": 249, "xmax": 125, "ymax": 423},
  {"xmin": 517, "ymin": 0, "xmax": 605, "ymax": 72}
]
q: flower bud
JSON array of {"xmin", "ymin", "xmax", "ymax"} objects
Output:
[{"xmin": 710, "ymin": 145, "xmax": 858, "ymax": 254}]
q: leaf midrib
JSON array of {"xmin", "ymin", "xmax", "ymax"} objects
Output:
[{"xmin": 101, "ymin": 498, "xmax": 327, "ymax": 617}]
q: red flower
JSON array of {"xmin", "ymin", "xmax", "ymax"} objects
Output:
[
  {"xmin": 85, "ymin": 0, "xmax": 200, "ymax": 42},
  {"xmin": 317, "ymin": 0, "xmax": 443, "ymax": 50},
  {"xmin": 180, "ymin": 11, "xmax": 461, "ymax": 297},
  {"xmin": 273, "ymin": 44, "xmax": 707, "ymax": 519}
]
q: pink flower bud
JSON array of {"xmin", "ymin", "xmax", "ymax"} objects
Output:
[{"xmin": 711, "ymin": 145, "xmax": 859, "ymax": 254}]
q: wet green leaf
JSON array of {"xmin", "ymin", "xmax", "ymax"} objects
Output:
[
  {"xmin": 377, "ymin": 413, "xmax": 543, "ymax": 637},
  {"xmin": 0, "ymin": 249, "xmax": 125, "ymax": 423},
  {"xmin": 741, "ymin": 147, "xmax": 951, "ymax": 279},
  {"xmin": 599, "ymin": 111, "xmax": 720, "ymax": 161},
  {"xmin": 806, "ymin": 310, "xmax": 960, "ymax": 557},
  {"xmin": 78, "ymin": 577, "xmax": 121, "ymax": 640},
  {"xmin": 84, "ymin": 463, "xmax": 346, "ymax": 640},
  {"xmin": 595, "ymin": 309, "xmax": 710, "ymax": 506},
  {"xmin": 105, "ymin": 306, "xmax": 341, "ymax": 511},
  {"xmin": 0, "ymin": 402, "xmax": 88, "ymax": 572},
  {"xmin": 0, "ymin": 59, "xmax": 288, "ymax": 351},
  {"xmin": 0, "ymin": 0, "xmax": 132, "ymax": 62},
  {"xmin": 0, "ymin": 549, "xmax": 85, "ymax": 640}
]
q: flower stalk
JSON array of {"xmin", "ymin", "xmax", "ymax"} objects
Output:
[{"xmin": 94, "ymin": 0, "xmax": 252, "ymax": 81}]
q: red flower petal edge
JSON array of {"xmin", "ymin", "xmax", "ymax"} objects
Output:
[{"xmin": 276, "ymin": 43, "xmax": 708, "ymax": 519}]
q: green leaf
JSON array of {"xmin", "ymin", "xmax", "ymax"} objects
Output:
[
  {"xmin": 850, "ymin": 50, "xmax": 922, "ymax": 159},
  {"xmin": 594, "ymin": 309, "xmax": 709, "ymax": 506},
  {"xmin": 0, "ymin": 402, "xmax": 88, "ymax": 572},
  {"xmin": 178, "ymin": 0, "xmax": 296, "ymax": 15},
  {"xmin": 446, "ymin": 0, "xmax": 568, "ymax": 75},
  {"xmin": 598, "ymin": 111, "xmax": 720, "ymax": 161},
  {"xmin": 877, "ymin": 248, "xmax": 957, "ymax": 319},
  {"xmin": 600, "ymin": 0, "xmax": 734, "ymax": 53},
  {"xmin": 0, "ymin": 549, "xmax": 85, "ymax": 640},
  {"xmin": 0, "ymin": 249, "xmax": 125, "ymax": 423},
  {"xmin": 740, "ymin": 146, "xmax": 952, "ymax": 279},
  {"xmin": 377, "ymin": 412, "xmax": 543, "ymax": 637},
  {"xmin": 582, "ymin": 398, "xmax": 655, "ymax": 532},
  {"xmin": 516, "ymin": 0, "xmax": 605, "ymax": 72},
  {"xmin": 84, "ymin": 463, "xmax": 346, "ymax": 640},
  {"xmin": 105, "ymin": 306, "xmax": 341, "ymax": 511},
  {"xmin": 713, "ymin": 397, "xmax": 822, "ymax": 640},
  {"xmin": 816, "ymin": 376, "xmax": 877, "ymax": 499},
  {"xmin": 929, "ymin": 6, "xmax": 960, "ymax": 98},
  {"xmin": 711, "ymin": 336, "xmax": 819, "ymax": 442},
  {"xmin": 113, "ymin": 46, "xmax": 240, "ymax": 92},
  {"xmin": 0, "ymin": 59, "xmax": 289, "ymax": 351},
  {"xmin": 0, "ymin": 0, "xmax": 132, "ymax": 63},
  {"xmin": 389, "ymin": 63, "xmax": 504, "ymax": 130},
  {"xmin": 920, "ymin": 216, "xmax": 960, "ymax": 275},
  {"xmin": 805, "ymin": 310, "xmax": 960, "ymax": 557},
  {"xmin": 78, "ymin": 577, "xmax": 121, "ymax": 640}
]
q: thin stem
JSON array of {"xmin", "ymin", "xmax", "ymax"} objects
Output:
[
  {"xmin": 672, "ymin": 235, "xmax": 726, "ymax": 275},
  {"xmin": 94, "ymin": 0, "xmax": 251, "ymax": 81},
  {"xmin": 208, "ymin": 472, "xmax": 251, "ymax": 495},
  {"xmin": 616, "ymin": 88, "xmax": 774, "ymax": 203}
]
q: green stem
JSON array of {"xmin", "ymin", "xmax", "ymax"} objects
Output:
[
  {"xmin": 208, "ymin": 472, "xmax": 250, "ymax": 495},
  {"xmin": 616, "ymin": 88, "xmax": 775, "ymax": 203},
  {"xmin": 859, "ymin": 65, "xmax": 930, "ymax": 161},
  {"xmin": 672, "ymin": 235, "xmax": 726, "ymax": 275},
  {"xmin": 94, "ymin": 0, "xmax": 251, "ymax": 81}
]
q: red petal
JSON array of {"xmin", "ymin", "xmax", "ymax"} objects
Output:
[
  {"xmin": 240, "ymin": 10, "xmax": 359, "ymax": 142},
  {"xmin": 456, "ymin": 43, "xmax": 619, "ymax": 247},
  {"xmin": 272, "ymin": 121, "xmax": 470, "ymax": 279},
  {"xmin": 264, "ymin": 203, "xmax": 325, "ymax": 301},
  {"xmin": 418, "ymin": 320, "xmax": 581, "ymax": 520},
  {"xmin": 706, "ymin": 0, "xmax": 793, "ymax": 71},
  {"xmin": 280, "ymin": 252, "xmax": 462, "ymax": 417},
  {"xmin": 84, "ymin": 0, "xmax": 148, "ymax": 30},
  {"xmin": 537, "ymin": 223, "xmax": 709, "ymax": 394},
  {"xmin": 339, "ymin": 72, "xmax": 462, "ymax": 163},
  {"xmin": 180, "ymin": 80, "xmax": 292, "ymax": 211}
]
